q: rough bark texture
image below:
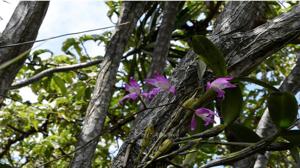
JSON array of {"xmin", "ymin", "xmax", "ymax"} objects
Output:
[
  {"xmin": 70, "ymin": 2, "xmax": 146, "ymax": 168},
  {"xmin": 111, "ymin": 2, "xmax": 300, "ymax": 168},
  {"xmin": 0, "ymin": 1, "xmax": 49, "ymax": 105},
  {"xmin": 147, "ymin": 1, "xmax": 180, "ymax": 77},
  {"xmin": 213, "ymin": 1, "xmax": 266, "ymax": 36},
  {"xmin": 253, "ymin": 55, "xmax": 300, "ymax": 168},
  {"xmin": 212, "ymin": 5, "xmax": 300, "ymax": 76}
]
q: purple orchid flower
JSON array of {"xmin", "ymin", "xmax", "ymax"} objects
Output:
[
  {"xmin": 191, "ymin": 108, "xmax": 216, "ymax": 131},
  {"xmin": 206, "ymin": 77, "xmax": 236, "ymax": 98},
  {"xmin": 119, "ymin": 78, "xmax": 141, "ymax": 105},
  {"xmin": 144, "ymin": 74, "xmax": 176, "ymax": 99},
  {"xmin": 142, "ymin": 88, "xmax": 160, "ymax": 100}
]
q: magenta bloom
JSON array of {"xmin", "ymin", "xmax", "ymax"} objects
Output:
[
  {"xmin": 142, "ymin": 88, "xmax": 160, "ymax": 100},
  {"xmin": 144, "ymin": 74, "xmax": 175, "ymax": 99},
  {"xmin": 119, "ymin": 78, "xmax": 141, "ymax": 105},
  {"xmin": 206, "ymin": 77, "xmax": 236, "ymax": 98},
  {"xmin": 191, "ymin": 108, "xmax": 216, "ymax": 131}
]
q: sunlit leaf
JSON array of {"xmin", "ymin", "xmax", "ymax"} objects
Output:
[{"xmin": 51, "ymin": 76, "xmax": 67, "ymax": 95}]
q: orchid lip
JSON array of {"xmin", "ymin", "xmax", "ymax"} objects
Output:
[{"xmin": 191, "ymin": 107, "xmax": 216, "ymax": 130}]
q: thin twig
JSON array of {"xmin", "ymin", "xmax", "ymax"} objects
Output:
[
  {"xmin": 175, "ymin": 124, "xmax": 225, "ymax": 143},
  {"xmin": 11, "ymin": 58, "xmax": 104, "ymax": 89},
  {"xmin": 155, "ymin": 141, "xmax": 196, "ymax": 161}
]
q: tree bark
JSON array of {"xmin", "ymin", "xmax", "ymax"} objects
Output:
[
  {"xmin": 213, "ymin": 2, "xmax": 266, "ymax": 36},
  {"xmin": 253, "ymin": 54, "xmax": 300, "ymax": 168},
  {"xmin": 70, "ymin": 2, "xmax": 146, "ymax": 168},
  {"xmin": 147, "ymin": 1, "xmax": 180, "ymax": 77},
  {"xmin": 112, "ymin": 2, "xmax": 300, "ymax": 168},
  {"xmin": 0, "ymin": 1, "xmax": 49, "ymax": 106}
]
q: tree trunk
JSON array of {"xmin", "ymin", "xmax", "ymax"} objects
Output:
[
  {"xmin": 253, "ymin": 54, "xmax": 300, "ymax": 168},
  {"xmin": 147, "ymin": 1, "xmax": 180, "ymax": 77},
  {"xmin": 0, "ymin": 1, "xmax": 49, "ymax": 106},
  {"xmin": 113, "ymin": 2, "xmax": 300, "ymax": 168},
  {"xmin": 70, "ymin": 2, "xmax": 146, "ymax": 167}
]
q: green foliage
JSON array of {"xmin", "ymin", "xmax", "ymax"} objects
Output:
[
  {"xmin": 105, "ymin": 1, "xmax": 121, "ymax": 22},
  {"xmin": 190, "ymin": 35, "xmax": 227, "ymax": 76},
  {"xmin": 225, "ymin": 123, "xmax": 261, "ymax": 151},
  {"xmin": 281, "ymin": 130, "xmax": 300, "ymax": 145},
  {"xmin": 220, "ymin": 86, "xmax": 243, "ymax": 126},
  {"xmin": 0, "ymin": 1, "xmax": 299, "ymax": 168},
  {"xmin": 175, "ymin": 1, "xmax": 204, "ymax": 27},
  {"xmin": 290, "ymin": 147, "xmax": 300, "ymax": 166},
  {"xmin": 267, "ymin": 92, "xmax": 298, "ymax": 129}
]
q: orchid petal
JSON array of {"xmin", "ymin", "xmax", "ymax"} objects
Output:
[
  {"xmin": 125, "ymin": 78, "xmax": 140, "ymax": 93},
  {"xmin": 194, "ymin": 108, "xmax": 215, "ymax": 126},
  {"xmin": 206, "ymin": 82, "xmax": 212, "ymax": 91},
  {"xmin": 143, "ymin": 88, "xmax": 161, "ymax": 100},
  {"xmin": 206, "ymin": 77, "xmax": 236, "ymax": 98},
  {"xmin": 215, "ymin": 88, "xmax": 225, "ymax": 98},
  {"xmin": 146, "ymin": 74, "xmax": 175, "ymax": 95},
  {"xmin": 119, "ymin": 93, "xmax": 139, "ymax": 105},
  {"xmin": 129, "ymin": 78, "xmax": 139, "ymax": 88},
  {"xmin": 145, "ymin": 78, "xmax": 158, "ymax": 87}
]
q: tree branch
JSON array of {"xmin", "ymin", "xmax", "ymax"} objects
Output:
[
  {"xmin": 10, "ymin": 58, "xmax": 103, "ymax": 90},
  {"xmin": 0, "ymin": 1, "xmax": 49, "ymax": 107},
  {"xmin": 70, "ymin": 2, "xmax": 147, "ymax": 167},
  {"xmin": 147, "ymin": 1, "xmax": 180, "ymax": 77},
  {"xmin": 223, "ymin": 5, "xmax": 300, "ymax": 76}
]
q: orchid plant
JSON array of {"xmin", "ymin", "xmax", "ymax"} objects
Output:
[
  {"xmin": 119, "ymin": 75, "xmax": 237, "ymax": 130},
  {"xmin": 119, "ymin": 78, "xmax": 142, "ymax": 105},
  {"xmin": 144, "ymin": 74, "xmax": 176, "ymax": 99},
  {"xmin": 206, "ymin": 77, "xmax": 236, "ymax": 98},
  {"xmin": 190, "ymin": 77, "xmax": 236, "ymax": 130},
  {"xmin": 119, "ymin": 74, "xmax": 176, "ymax": 105},
  {"xmin": 191, "ymin": 108, "xmax": 216, "ymax": 131}
]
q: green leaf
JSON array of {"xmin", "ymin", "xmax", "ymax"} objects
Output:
[
  {"xmin": 62, "ymin": 38, "xmax": 77, "ymax": 53},
  {"xmin": 190, "ymin": 35, "xmax": 227, "ymax": 76},
  {"xmin": 32, "ymin": 120, "xmax": 39, "ymax": 131},
  {"xmin": 268, "ymin": 92, "xmax": 298, "ymax": 129},
  {"xmin": 51, "ymin": 76, "xmax": 67, "ymax": 95},
  {"xmin": 76, "ymin": 85, "xmax": 86, "ymax": 101},
  {"xmin": 32, "ymin": 49, "xmax": 53, "ymax": 58},
  {"xmin": 227, "ymin": 124, "xmax": 261, "ymax": 142},
  {"xmin": 235, "ymin": 77, "xmax": 279, "ymax": 92},
  {"xmin": 225, "ymin": 123, "xmax": 261, "ymax": 152},
  {"xmin": 220, "ymin": 86, "xmax": 243, "ymax": 126},
  {"xmin": 281, "ymin": 130, "xmax": 300, "ymax": 145}
]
